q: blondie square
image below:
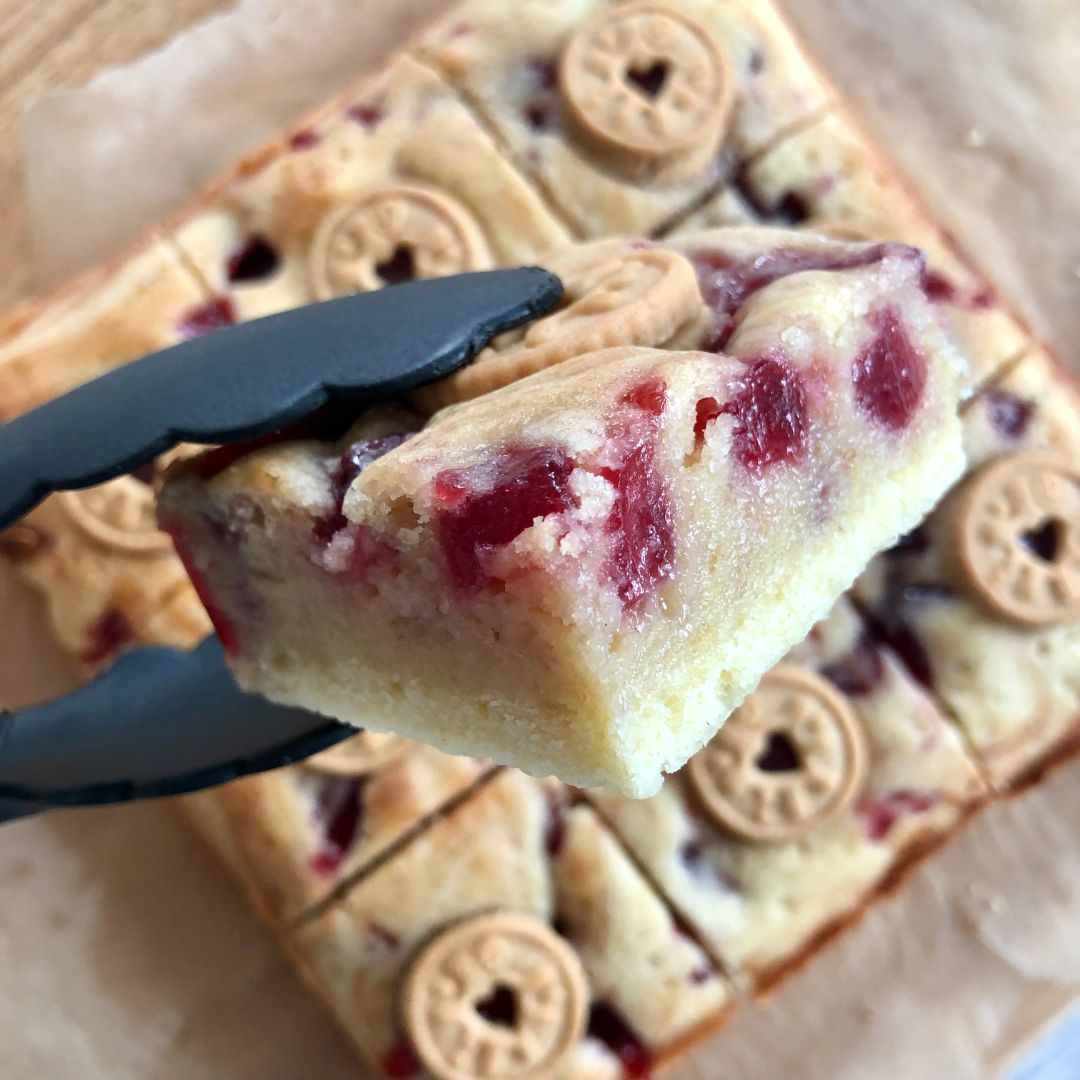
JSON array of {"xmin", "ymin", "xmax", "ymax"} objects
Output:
[
  {"xmin": 414, "ymin": 0, "xmax": 833, "ymax": 236},
  {"xmin": 853, "ymin": 348, "xmax": 1080, "ymax": 789},
  {"xmin": 288, "ymin": 768, "xmax": 735, "ymax": 1079},
  {"xmin": 168, "ymin": 54, "xmax": 571, "ymax": 323},
  {"xmin": 589, "ymin": 598, "xmax": 987, "ymax": 992}
]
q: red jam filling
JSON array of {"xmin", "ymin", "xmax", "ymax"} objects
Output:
[
  {"xmin": 347, "ymin": 102, "xmax": 384, "ymax": 127},
  {"xmin": 921, "ymin": 268, "xmax": 994, "ymax": 310},
  {"xmin": 601, "ymin": 379, "xmax": 676, "ymax": 609},
  {"xmin": 544, "ymin": 786, "xmax": 570, "ymax": 856},
  {"xmin": 851, "ymin": 306, "xmax": 927, "ymax": 430},
  {"xmin": 729, "ymin": 161, "xmax": 810, "ymax": 226},
  {"xmin": 434, "ymin": 445, "xmax": 577, "ymax": 591},
  {"xmin": 178, "ymin": 296, "xmax": 235, "ymax": 339},
  {"xmin": 755, "ymin": 731, "xmax": 801, "ymax": 772},
  {"xmin": 1020, "ymin": 519, "xmax": 1063, "ymax": 562},
  {"xmin": 226, "ymin": 235, "xmax": 280, "ymax": 283},
  {"xmin": 859, "ymin": 789, "xmax": 937, "ymax": 842},
  {"xmin": 168, "ymin": 530, "xmax": 241, "ymax": 656},
  {"xmin": 680, "ymin": 838, "xmax": 740, "ymax": 893},
  {"xmin": 81, "ymin": 609, "xmax": 133, "ymax": 667},
  {"xmin": 984, "ymin": 389, "xmax": 1034, "ymax": 441},
  {"xmin": 626, "ymin": 60, "xmax": 669, "ymax": 99},
  {"xmin": 690, "ymin": 243, "xmax": 903, "ymax": 351},
  {"xmin": 702, "ymin": 357, "xmax": 808, "ymax": 471},
  {"xmin": 381, "ymin": 1041, "xmax": 421, "ymax": 1079},
  {"xmin": 820, "ymin": 632, "xmax": 887, "ymax": 697},
  {"xmin": 287, "ymin": 128, "xmax": 320, "ymax": 150},
  {"xmin": 522, "ymin": 58, "xmax": 558, "ymax": 131},
  {"xmin": 312, "ymin": 433, "xmax": 413, "ymax": 546},
  {"xmin": 587, "ymin": 1003, "xmax": 653, "ymax": 1079},
  {"xmin": 309, "ymin": 776, "xmax": 367, "ymax": 876}
]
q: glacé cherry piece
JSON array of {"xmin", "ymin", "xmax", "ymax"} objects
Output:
[{"xmin": 852, "ymin": 306, "xmax": 927, "ymax": 431}]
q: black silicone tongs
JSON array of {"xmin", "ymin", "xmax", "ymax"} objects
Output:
[{"xmin": 0, "ymin": 268, "xmax": 563, "ymax": 822}]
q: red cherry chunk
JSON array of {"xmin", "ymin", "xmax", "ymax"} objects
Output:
[
  {"xmin": 287, "ymin": 128, "xmax": 320, "ymax": 150},
  {"xmin": 347, "ymin": 102, "xmax": 384, "ymax": 127},
  {"xmin": 587, "ymin": 1003, "xmax": 654, "ymax": 1078},
  {"xmin": 81, "ymin": 609, "xmax": 133, "ymax": 667},
  {"xmin": 435, "ymin": 445, "xmax": 577, "ymax": 591},
  {"xmin": 382, "ymin": 1041, "xmax": 421, "ymax": 1079},
  {"xmin": 984, "ymin": 389, "xmax": 1034, "ymax": 441},
  {"xmin": 852, "ymin": 306, "xmax": 927, "ymax": 430},
  {"xmin": 922, "ymin": 268, "xmax": 994, "ymax": 310},
  {"xmin": 602, "ymin": 379, "xmax": 676, "ymax": 609},
  {"xmin": 694, "ymin": 397, "xmax": 723, "ymax": 447},
  {"xmin": 313, "ymin": 434, "xmax": 412, "ymax": 546},
  {"xmin": 820, "ymin": 632, "xmax": 886, "ymax": 697},
  {"xmin": 859, "ymin": 789, "xmax": 937, "ymax": 842},
  {"xmin": 169, "ymin": 530, "xmax": 241, "ymax": 656},
  {"xmin": 717, "ymin": 357, "xmax": 808, "ymax": 471},
  {"xmin": 544, "ymin": 786, "xmax": 570, "ymax": 856},
  {"xmin": 309, "ymin": 776, "xmax": 367, "ymax": 876},
  {"xmin": 691, "ymin": 243, "xmax": 896, "ymax": 320},
  {"xmin": 178, "ymin": 296, "xmax": 235, "ymax": 339}
]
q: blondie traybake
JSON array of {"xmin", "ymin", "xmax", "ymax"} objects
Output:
[{"xmin": 1, "ymin": 0, "xmax": 1076, "ymax": 1077}]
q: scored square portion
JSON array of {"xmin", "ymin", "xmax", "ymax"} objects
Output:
[
  {"xmin": 0, "ymin": 231, "xmax": 217, "ymax": 421},
  {"xmin": 414, "ymin": 0, "xmax": 833, "ymax": 236},
  {"xmin": 1, "ymin": 475, "xmax": 209, "ymax": 669},
  {"xmin": 167, "ymin": 54, "xmax": 571, "ymax": 324},
  {"xmin": 853, "ymin": 347, "xmax": 1080, "ymax": 790},
  {"xmin": 673, "ymin": 109, "xmax": 1030, "ymax": 393},
  {"xmin": 184, "ymin": 733, "xmax": 493, "ymax": 926},
  {"xmin": 160, "ymin": 229, "xmax": 966, "ymax": 796},
  {"xmin": 588, "ymin": 597, "xmax": 987, "ymax": 994},
  {"xmin": 287, "ymin": 769, "xmax": 735, "ymax": 1080}
]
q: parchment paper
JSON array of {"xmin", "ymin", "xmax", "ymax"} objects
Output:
[{"xmin": 4, "ymin": 1, "xmax": 1080, "ymax": 1077}]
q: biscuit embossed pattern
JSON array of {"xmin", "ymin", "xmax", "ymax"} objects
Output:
[
  {"xmin": 419, "ymin": 245, "xmax": 705, "ymax": 410},
  {"xmin": 688, "ymin": 664, "xmax": 868, "ymax": 843},
  {"xmin": 952, "ymin": 451, "xmax": 1080, "ymax": 628},
  {"xmin": 57, "ymin": 476, "xmax": 174, "ymax": 556},
  {"xmin": 309, "ymin": 184, "xmax": 493, "ymax": 300},
  {"xmin": 401, "ymin": 911, "xmax": 588, "ymax": 1080},
  {"xmin": 559, "ymin": 3, "xmax": 733, "ymax": 182}
]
